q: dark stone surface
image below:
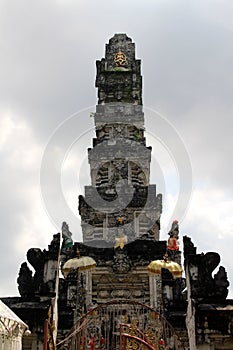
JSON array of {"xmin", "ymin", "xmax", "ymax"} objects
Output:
[
  {"xmin": 17, "ymin": 262, "xmax": 35, "ymax": 299},
  {"xmin": 74, "ymin": 239, "xmax": 166, "ymax": 266},
  {"xmin": 183, "ymin": 235, "xmax": 197, "ymax": 258},
  {"xmin": 95, "ymin": 34, "xmax": 142, "ymax": 105},
  {"xmin": 184, "ymin": 236, "xmax": 229, "ymax": 302},
  {"xmin": 1, "ymin": 297, "xmax": 50, "ymax": 336},
  {"xmin": 27, "ymin": 248, "xmax": 45, "ymax": 294},
  {"xmin": 17, "ymin": 234, "xmax": 60, "ymax": 299}
]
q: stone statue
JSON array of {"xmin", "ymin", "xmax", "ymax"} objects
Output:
[
  {"xmin": 167, "ymin": 233, "xmax": 179, "ymax": 251},
  {"xmin": 167, "ymin": 220, "xmax": 179, "ymax": 253},
  {"xmin": 168, "ymin": 220, "xmax": 179, "ymax": 238},
  {"xmin": 27, "ymin": 248, "xmax": 45, "ymax": 293},
  {"xmin": 17, "ymin": 262, "xmax": 34, "ymax": 298},
  {"xmin": 214, "ymin": 266, "xmax": 229, "ymax": 299},
  {"xmin": 61, "ymin": 222, "xmax": 73, "ymax": 254}
]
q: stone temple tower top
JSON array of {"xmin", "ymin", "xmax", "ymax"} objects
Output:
[
  {"xmin": 79, "ymin": 34, "xmax": 162, "ymax": 246},
  {"xmin": 95, "ymin": 34, "xmax": 142, "ymax": 105}
]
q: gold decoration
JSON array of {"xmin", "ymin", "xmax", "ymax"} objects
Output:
[
  {"xmin": 114, "ymin": 51, "xmax": 126, "ymax": 66},
  {"xmin": 114, "ymin": 234, "xmax": 128, "ymax": 249},
  {"xmin": 147, "ymin": 257, "xmax": 182, "ymax": 279},
  {"xmin": 123, "ymin": 322, "xmax": 159, "ymax": 350},
  {"xmin": 118, "ymin": 216, "xmax": 124, "ymax": 225}
]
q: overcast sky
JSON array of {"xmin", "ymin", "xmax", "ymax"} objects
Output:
[{"xmin": 1, "ymin": 0, "xmax": 233, "ymax": 298}]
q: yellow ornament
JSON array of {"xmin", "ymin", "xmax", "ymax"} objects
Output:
[{"xmin": 114, "ymin": 51, "xmax": 126, "ymax": 66}]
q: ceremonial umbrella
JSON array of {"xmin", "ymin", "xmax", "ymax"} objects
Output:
[
  {"xmin": 62, "ymin": 256, "xmax": 96, "ymax": 278},
  {"xmin": 147, "ymin": 256, "xmax": 182, "ymax": 279}
]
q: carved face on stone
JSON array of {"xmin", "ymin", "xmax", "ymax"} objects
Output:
[
  {"xmin": 112, "ymin": 250, "xmax": 131, "ymax": 273},
  {"xmin": 189, "ymin": 264, "xmax": 198, "ymax": 280},
  {"xmin": 62, "ymin": 222, "xmax": 72, "ymax": 238}
]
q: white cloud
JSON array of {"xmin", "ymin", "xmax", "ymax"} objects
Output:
[
  {"xmin": 0, "ymin": 114, "xmax": 15, "ymax": 150},
  {"xmin": 193, "ymin": 0, "xmax": 233, "ymax": 32},
  {"xmin": 183, "ymin": 188, "xmax": 233, "ymax": 297},
  {"xmin": 0, "ymin": 111, "xmax": 57, "ymax": 296},
  {"xmin": 159, "ymin": 186, "xmax": 233, "ymax": 297}
]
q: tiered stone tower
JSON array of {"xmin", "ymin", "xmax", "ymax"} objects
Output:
[
  {"xmin": 2, "ymin": 34, "xmax": 233, "ymax": 350},
  {"xmin": 79, "ymin": 34, "xmax": 162, "ymax": 246}
]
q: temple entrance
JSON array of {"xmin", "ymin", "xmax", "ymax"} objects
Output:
[{"xmin": 56, "ymin": 300, "xmax": 184, "ymax": 350}]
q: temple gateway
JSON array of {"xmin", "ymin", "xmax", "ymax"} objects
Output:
[{"xmin": 2, "ymin": 34, "xmax": 233, "ymax": 350}]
